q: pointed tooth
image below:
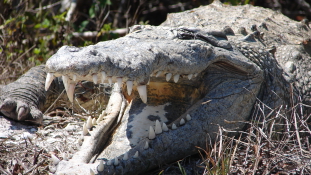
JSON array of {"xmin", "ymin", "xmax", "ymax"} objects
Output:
[
  {"xmin": 137, "ymin": 85, "xmax": 147, "ymax": 103},
  {"xmin": 114, "ymin": 157, "xmax": 119, "ymax": 166},
  {"xmin": 172, "ymin": 123, "xmax": 177, "ymax": 130},
  {"xmin": 62, "ymin": 75, "xmax": 69, "ymax": 93},
  {"xmin": 90, "ymin": 169, "xmax": 95, "ymax": 175},
  {"xmin": 166, "ymin": 73, "xmax": 172, "ymax": 81},
  {"xmin": 133, "ymin": 151, "xmax": 139, "ymax": 158},
  {"xmin": 188, "ymin": 74, "xmax": 193, "ymax": 80},
  {"xmin": 155, "ymin": 120, "xmax": 162, "ymax": 134},
  {"xmin": 73, "ymin": 74, "xmax": 77, "ymax": 81},
  {"xmin": 45, "ymin": 72, "xmax": 54, "ymax": 91},
  {"xmin": 117, "ymin": 77, "xmax": 123, "ymax": 87},
  {"xmin": 67, "ymin": 83, "xmax": 76, "ymax": 102},
  {"xmin": 82, "ymin": 123, "xmax": 89, "ymax": 136},
  {"xmin": 92, "ymin": 118, "xmax": 97, "ymax": 125},
  {"xmin": 194, "ymin": 73, "xmax": 198, "ymax": 77},
  {"xmin": 93, "ymin": 74, "xmax": 98, "ymax": 84},
  {"xmin": 86, "ymin": 116, "xmax": 93, "ymax": 129},
  {"xmin": 144, "ymin": 141, "xmax": 149, "ymax": 150},
  {"xmin": 186, "ymin": 114, "xmax": 192, "ymax": 121},
  {"xmin": 51, "ymin": 154, "xmax": 60, "ymax": 165},
  {"xmin": 162, "ymin": 123, "xmax": 169, "ymax": 132},
  {"xmin": 156, "ymin": 71, "xmax": 162, "ymax": 77},
  {"xmin": 180, "ymin": 118, "xmax": 185, "ymax": 125},
  {"xmin": 107, "ymin": 160, "xmax": 112, "ymax": 166},
  {"xmin": 101, "ymin": 71, "xmax": 106, "ymax": 83},
  {"xmin": 108, "ymin": 77, "xmax": 112, "ymax": 84},
  {"xmin": 98, "ymin": 160, "xmax": 104, "ymax": 171},
  {"xmin": 78, "ymin": 136, "xmax": 83, "ymax": 146},
  {"xmin": 62, "ymin": 152, "xmax": 68, "ymax": 161},
  {"xmin": 148, "ymin": 126, "xmax": 155, "ymax": 139},
  {"xmin": 126, "ymin": 81, "xmax": 133, "ymax": 95},
  {"xmin": 123, "ymin": 153, "xmax": 128, "ymax": 160},
  {"xmin": 173, "ymin": 74, "xmax": 180, "ymax": 83},
  {"xmin": 97, "ymin": 114, "xmax": 104, "ymax": 123}
]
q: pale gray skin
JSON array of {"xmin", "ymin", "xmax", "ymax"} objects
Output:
[{"xmin": 1, "ymin": 1, "xmax": 311, "ymax": 174}]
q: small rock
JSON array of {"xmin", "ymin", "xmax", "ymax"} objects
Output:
[{"xmin": 0, "ymin": 132, "xmax": 9, "ymax": 139}]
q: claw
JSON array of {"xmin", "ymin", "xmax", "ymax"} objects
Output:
[{"xmin": 17, "ymin": 107, "xmax": 27, "ymax": 120}]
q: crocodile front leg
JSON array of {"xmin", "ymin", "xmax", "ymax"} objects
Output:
[{"xmin": 0, "ymin": 65, "xmax": 47, "ymax": 123}]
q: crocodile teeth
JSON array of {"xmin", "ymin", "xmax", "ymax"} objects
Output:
[
  {"xmin": 92, "ymin": 118, "xmax": 97, "ymax": 125},
  {"xmin": 186, "ymin": 114, "xmax": 192, "ymax": 121},
  {"xmin": 155, "ymin": 71, "xmax": 162, "ymax": 77},
  {"xmin": 98, "ymin": 160, "xmax": 104, "ymax": 171},
  {"xmin": 86, "ymin": 116, "xmax": 93, "ymax": 129},
  {"xmin": 166, "ymin": 73, "xmax": 172, "ymax": 81},
  {"xmin": 172, "ymin": 123, "xmax": 177, "ymax": 130},
  {"xmin": 155, "ymin": 120, "xmax": 162, "ymax": 134},
  {"xmin": 123, "ymin": 153, "xmax": 128, "ymax": 160},
  {"xmin": 162, "ymin": 123, "xmax": 169, "ymax": 132},
  {"xmin": 78, "ymin": 137, "xmax": 83, "ymax": 146},
  {"xmin": 73, "ymin": 74, "xmax": 77, "ymax": 81},
  {"xmin": 107, "ymin": 160, "xmax": 112, "ymax": 166},
  {"xmin": 133, "ymin": 151, "xmax": 139, "ymax": 158},
  {"xmin": 117, "ymin": 77, "xmax": 123, "ymax": 88},
  {"xmin": 108, "ymin": 76, "xmax": 112, "ymax": 85},
  {"xmin": 173, "ymin": 74, "xmax": 180, "ymax": 83},
  {"xmin": 62, "ymin": 152, "xmax": 68, "ymax": 161},
  {"xmin": 93, "ymin": 74, "xmax": 98, "ymax": 84},
  {"xmin": 101, "ymin": 71, "xmax": 106, "ymax": 83},
  {"xmin": 126, "ymin": 81, "xmax": 133, "ymax": 95},
  {"xmin": 51, "ymin": 154, "xmax": 60, "ymax": 165},
  {"xmin": 114, "ymin": 157, "xmax": 119, "ymax": 165},
  {"xmin": 137, "ymin": 85, "xmax": 147, "ymax": 103},
  {"xmin": 82, "ymin": 123, "xmax": 89, "ymax": 136},
  {"xmin": 144, "ymin": 141, "xmax": 149, "ymax": 149},
  {"xmin": 180, "ymin": 118, "xmax": 185, "ymax": 125},
  {"xmin": 97, "ymin": 114, "xmax": 104, "ymax": 123},
  {"xmin": 188, "ymin": 74, "xmax": 193, "ymax": 80},
  {"xmin": 45, "ymin": 72, "xmax": 54, "ymax": 91},
  {"xmin": 62, "ymin": 75, "xmax": 76, "ymax": 102},
  {"xmin": 62, "ymin": 75, "xmax": 69, "ymax": 94},
  {"xmin": 90, "ymin": 169, "xmax": 95, "ymax": 175},
  {"xmin": 67, "ymin": 83, "xmax": 76, "ymax": 102},
  {"xmin": 148, "ymin": 126, "xmax": 155, "ymax": 139},
  {"xmin": 194, "ymin": 73, "xmax": 198, "ymax": 77}
]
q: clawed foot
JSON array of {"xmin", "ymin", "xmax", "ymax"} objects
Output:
[{"xmin": 0, "ymin": 98, "xmax": 43, "ymax": 124}]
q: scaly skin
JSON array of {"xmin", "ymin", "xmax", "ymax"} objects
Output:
[{"xmin": 1, "ymin": 1, "xmax": 311, "ymax": 174}]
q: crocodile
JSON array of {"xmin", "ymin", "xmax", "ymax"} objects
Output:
[{"xmin": 1, "ymin": 1, "xmax": 311, "ymax": 174}]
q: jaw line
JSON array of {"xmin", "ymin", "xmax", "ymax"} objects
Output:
[{"xmin": 65, "ymin": 77, "xmax": 204, "ymax": 164}]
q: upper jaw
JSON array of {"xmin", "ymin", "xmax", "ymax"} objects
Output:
[{"xmin": 45, "ymin": 26, "xmax": 214, "ymax": 85}]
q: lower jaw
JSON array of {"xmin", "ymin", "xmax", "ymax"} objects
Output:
[{"xmin": 96, "ymin": 82, "xmax": 203, "ymax": 160}]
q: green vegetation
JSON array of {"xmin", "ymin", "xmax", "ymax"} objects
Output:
[
  {"xmin": 0, "ymin": 1, "xmax": 310, "ymax": 174},
  {"xmin": 0, "ymin": 0, "xmax": 116, "ymax": 84}
]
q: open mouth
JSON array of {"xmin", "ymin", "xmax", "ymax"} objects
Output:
[{"xmin": 44, "ymin": 25, "xmax": 263, "ymax": 173}]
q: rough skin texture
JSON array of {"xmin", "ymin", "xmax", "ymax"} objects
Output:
[{"xmin": 1, "ymin": 1, "xmax": 311, "ymax": 174}]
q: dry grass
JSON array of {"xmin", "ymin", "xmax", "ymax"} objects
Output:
[
  {"xmin": 1, "ymin": 68, "xmax": 311, "ymax": 175},
  {"xmin": 150, "ymin": 100, "xmax": 311, "ymax": 175}
]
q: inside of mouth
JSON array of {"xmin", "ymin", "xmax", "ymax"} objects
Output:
[{"xmin": 96, "ymin": 78, "xmax": 205, "ymax": 160}]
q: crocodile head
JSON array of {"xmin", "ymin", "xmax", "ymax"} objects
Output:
[
  {"xmin": 45, "ymin": 25, "xmax": 263, "ymax": 174},
  {"xmin": 44, "ymin": 2, "xmax": 311, "ymax": 174}
]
